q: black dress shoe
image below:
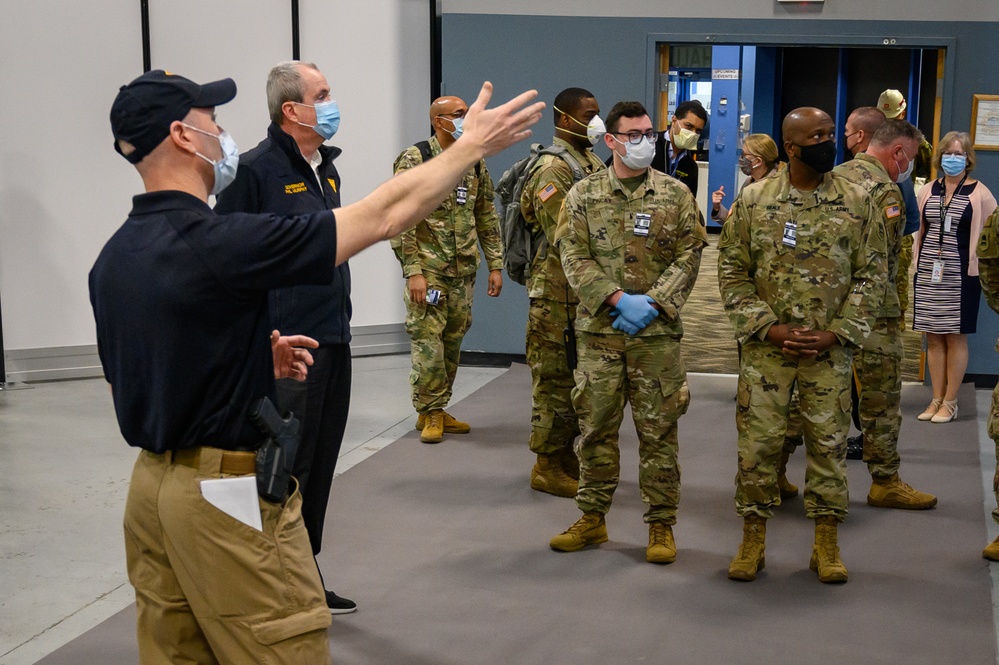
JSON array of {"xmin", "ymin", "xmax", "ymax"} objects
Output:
[
  {"xmin": 326, "ymin": 591, "xmax": 357, "ymax": 615},
  {"xmin": 846, "ymin": 434, "xmax": 864, "ymax": 461}
]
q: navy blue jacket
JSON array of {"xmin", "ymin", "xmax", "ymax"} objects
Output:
[{"xmin": 216, "ymin": 123, "xmax": 351, "ymax": 344}]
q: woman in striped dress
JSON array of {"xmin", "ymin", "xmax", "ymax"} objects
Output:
[{"xmin": 913, "ymin": 131, "xmax": 997, "ymax": 423}]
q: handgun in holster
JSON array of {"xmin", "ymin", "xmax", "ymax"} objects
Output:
[{"xmin": 249, "ymin": 397, "xmax": 301, "ymax": 503}]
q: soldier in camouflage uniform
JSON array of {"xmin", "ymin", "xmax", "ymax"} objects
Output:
[
  {"xmin": 391, "ymin": 96, "xmax": 504, "ymax": 444},
  {"xmin": 521, "ymin": 87, "xmax": 607, "ymax": 498},
  {"xmin": 834, "ymin": 118, "xmax": 937, "ymax": 510},
  {"xmin": 977, "ymin": 208, "xmax": 999, "ymax": 560},
  {"xmin": 718, "ymin": 107, "xmax": 887, "ymax": 584},
  {"xmin": 876, "ymin": 90, "xmax": 933, "ymax": 328},
  {"xmin": 549, "ymin": 101, "xmax": 707, "ymax": 564}
]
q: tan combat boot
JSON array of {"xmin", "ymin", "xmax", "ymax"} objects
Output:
[
  {"xmin": 984, "ymin": 535, "xmax": 999, "ymax": 561},
  {"xmin": 778, "ymin": 447, "xmax": 798, "ymax": 499},
  {"xmin": 530, "ymin": 453, "xmax": 578, "ymax": 498},
  {"xmin": 550, "ymin": 512, "xmax": 608, "ymax": 552},
  {"xmin": 728, "ymin": 516, "xmax": 766, "ymax": 581},
  {"xmin": 646, "ymin": 521, "xmax": 677, "ymax": 564},
  {"xmin": 810, "ymin": 516, "xmax": 848, "ymax": 583},
  {"xmin": 419, "ymin": 409, "xmax": 445, "ymax": 444},
  {"xmin": 867, "ymin": 474, "xmax": 937, "ymax": 510},
  {"xmin": 415, "ymin": 410, "xmax": 471, "ymax": 433}
]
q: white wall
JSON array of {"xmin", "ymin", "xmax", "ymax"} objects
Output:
[
  {"xmin": 442, "ymin": 0, "xmax": 999, "ymax": 22},
  {"xmin": 0, "ymin": 0, "xmax": 429, "ymax": 368}
]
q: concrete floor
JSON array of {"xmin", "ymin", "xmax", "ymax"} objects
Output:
[
  {"xmin": 1, "ymin": 356, "xmax": 998, "ymax": 664},
  {"xmin": 0, "ymin": 354, "xmax": 504, "ymax": 665}
]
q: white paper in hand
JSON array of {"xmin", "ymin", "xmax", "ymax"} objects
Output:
[{"xmin": 200, "ymin": 477, "xmax": 263, "ymax": 531}]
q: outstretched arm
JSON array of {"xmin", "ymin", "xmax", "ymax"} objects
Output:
[{"xmin": 334, "ymin": 83, "xmax": 543, "ymax": 265}]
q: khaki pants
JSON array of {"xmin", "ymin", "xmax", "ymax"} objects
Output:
[{"xmin": 124, "ymin": 448, "xmax": 331, "ymax": 665}]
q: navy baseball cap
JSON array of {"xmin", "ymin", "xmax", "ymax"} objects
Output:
[{"xmin": 110, "ymin": 70, "xmax": 237, "ymax": 163}]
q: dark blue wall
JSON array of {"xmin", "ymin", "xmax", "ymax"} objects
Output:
[{"xmin": 447, "ymin": 14, "xmax": 999, "ymax": 377}]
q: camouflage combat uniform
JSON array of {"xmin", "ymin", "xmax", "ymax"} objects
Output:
[
  {"xmin": 521, "ymin": 137, "xmax": 606, "ymax": 456},
  {"xmin": 391, "ymin": 136, "xmax": 503, "ymax": 414},
  {"xmin": 834, "ymin": 153, "xmax": 906, "ymax": 479},
  {"xmin": 976, "ymin": 208, "xmax": 999, "ymax": 524},
  {"xmin": 718, "ymin": 168, "xmax": 887, "ymax": 520},
  {"xmin": 555, "ymin": 167, "xmax": 707, "ymax": 524}
]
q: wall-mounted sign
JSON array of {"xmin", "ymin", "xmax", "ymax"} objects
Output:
[
  {"xmin": 971, "ymin": 94, "xmax": 999, "ymax": 151},
  {"xmin": 713, "ymin": 69, "xmax": 739, "ymax": 80}
]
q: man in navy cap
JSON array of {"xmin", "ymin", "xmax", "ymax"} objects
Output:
[{"xmin": 92, "ymin": 69, "xmax": 542, "ymax": 663}]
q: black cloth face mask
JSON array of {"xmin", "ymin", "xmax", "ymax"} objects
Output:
[{"xmin": 794, "ymin": 140, "xmax": 837, "ymax": 174}]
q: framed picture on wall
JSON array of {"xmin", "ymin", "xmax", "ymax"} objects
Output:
[{"xmin": 971, "ymin": 94, "xmax": 999, "ymax": 151}]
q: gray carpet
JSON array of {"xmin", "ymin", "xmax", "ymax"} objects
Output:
[{"xmin": 38, "ymin": 367, "xmax": 995, "ymax": 664}]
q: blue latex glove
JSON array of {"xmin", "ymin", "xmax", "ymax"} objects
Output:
[
  {"xmin": 610, "ymin": 312, "xmax": 641, "ymax": 335},
  {"xmin": 613, "ymin": 293, "xmax": 659, "ymax": 329}
]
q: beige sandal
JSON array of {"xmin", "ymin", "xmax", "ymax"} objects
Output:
[
  {"xmin": 917, "ymin": 399, "xmax": 943, "ymax": 421},
  {"xmin": 931, "ymin": 399, "xmax": 959, "ymax": 424}
]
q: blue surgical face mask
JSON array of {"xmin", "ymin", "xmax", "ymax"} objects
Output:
[
  {"xmin": 941, "ymin": 154, "xmax": 967, "ymax": 177},
  {"xmin": 296, "ymin": 99, "xmax": 340, "ymax": 140},
  {"xmin": 183, "ymin": 123, "xmax": 240, "ymax": 195},
  {"xmin": 447, "ymin": 116, "xmax": 464, "ymax": 140}
]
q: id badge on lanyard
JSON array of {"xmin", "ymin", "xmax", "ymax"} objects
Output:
[{"xmin": 932, "ymin": 259, "xmax": 945, "ymax": 283}]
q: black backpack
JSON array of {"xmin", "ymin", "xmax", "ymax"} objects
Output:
[{"xmin": 494, "ymin": 144, "xmax": 585, "ymax": 285}]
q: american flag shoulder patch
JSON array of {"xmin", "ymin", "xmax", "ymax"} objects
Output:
[
  {"xmin": 538, "ymin": 182, "xmax": 558, "ymax": 202},
  {"xmin": 885, "ymin": 204, "xmax": 901, "ymax": 218}
]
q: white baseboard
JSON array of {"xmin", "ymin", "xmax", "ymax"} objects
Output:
[{"xmin": 3, "ymin": 324, "xmax": 409, "ymax": 383}]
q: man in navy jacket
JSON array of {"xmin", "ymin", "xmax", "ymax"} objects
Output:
[{"xmin": 215, "ymin": 61, "xmax": 355, "ymax": 614}]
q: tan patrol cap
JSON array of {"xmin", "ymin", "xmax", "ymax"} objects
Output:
[{"xmin": 877, "ymin": 89, "xmax": 906, "ymax": 119}]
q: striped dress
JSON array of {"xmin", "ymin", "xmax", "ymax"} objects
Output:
[{"xmin": 913, "ymin": 180, "xmax": 982, "ymax": 334}]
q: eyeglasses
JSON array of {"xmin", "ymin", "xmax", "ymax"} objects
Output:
[
  {"xmin": 611, "ymin": 130, "xmax": 658, "ymax": 145},
  {"xmin": 942, "ymin": 151, "xmax": 967, "ymax": 157},
  {"xmin": 436, "ymin": 110, "xmax": 466, "ymax": 120}
]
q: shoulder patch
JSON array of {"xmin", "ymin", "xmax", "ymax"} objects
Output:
[
  {"xmin": 538, "ymin": 182, "xmax": 558, "ymax": 203},
  {"xmin": 885, "ymin": 204, "xmax": 900, "ymax": 218}
]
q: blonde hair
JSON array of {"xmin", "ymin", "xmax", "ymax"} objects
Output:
[
  {"xmin": 741, "ymin": 134, "xmax": 779, "ymax": 170},
  {"xmin": 933, "ymin": 131, "xmax": 976, "ymax": 174}
]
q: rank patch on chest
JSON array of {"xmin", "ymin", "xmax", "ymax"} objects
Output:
[
  {"xmin": 885, "ymin": 204, "xmax": 900, "ymax": 218},
  {"xmin": 285, "ymin": 181, "xmax": 308, "ymax": 194},
  {"xmin": 538, "ymin": 182, "xmax": 558, "ymax": 202}
]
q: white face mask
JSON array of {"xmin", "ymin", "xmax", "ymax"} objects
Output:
[
  {"xmin": 613, "ymin": 135, "xmax": 656, "ymax": 170},
  {"xmin": 553, "ymin": 105, "xmax": 606, "ymax": 146},
  {"xmin": 895, "ymin": 151, "xmax": 914, "ymax": 184},
  {"xmin": 586, "ymin": 115, "xmax": 607, "ymax": 145},
  {"xmin": 672, "ymin": 125, "xmax": 699, "ymax": 151}
]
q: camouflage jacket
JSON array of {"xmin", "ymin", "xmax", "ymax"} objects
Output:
[
  {"xmin": 833, "ymin": 153, "xmax": 905, "ymax": 355},
  {"xmin": 555, "ymin": 166, "xmax": 707, "ymax": 337},
  {"xmin": 977, "ymin": 208, "xmax": 999, "ymax": 350},
  {"xmin": 717, "ymin": 168, "xmax": 887, "ymax": 348},
  {"xmin": 390, "ymin": 135, "xmax": 503, "ymax": 279},
  {"xmin": 521, "ymin": 137, "xmax": 606, "ymax": 302}
]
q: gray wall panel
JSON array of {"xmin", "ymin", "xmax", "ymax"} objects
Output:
[{"xmin": 448, "ymin": 14, "xmax": 999, "ymax": 376}]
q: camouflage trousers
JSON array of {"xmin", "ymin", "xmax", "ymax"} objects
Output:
[
  {"xmin": 404, "ymin": 272, "xmax": 474, "ymax": 414},
  {"xmin": 990, "ymin": 382, "xmax": 999, "ymax": 525},
  {"xmin": 736, "ymin": 340, "xmax": 852, "ymax": 520},
  {"xmin": 572, "ymin": 331, "xmax": 690, "ymax": 524},
  {"xmin": 526, "ymin": 298, "xmax": 579, "ymax": 455},
  {"xmin": 854, "ymin": 336, "xmax": 903, "ymax": 478},
  {"xmin": 897, "ymin": 234, "xmax": 914, "ymax": 330}
]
